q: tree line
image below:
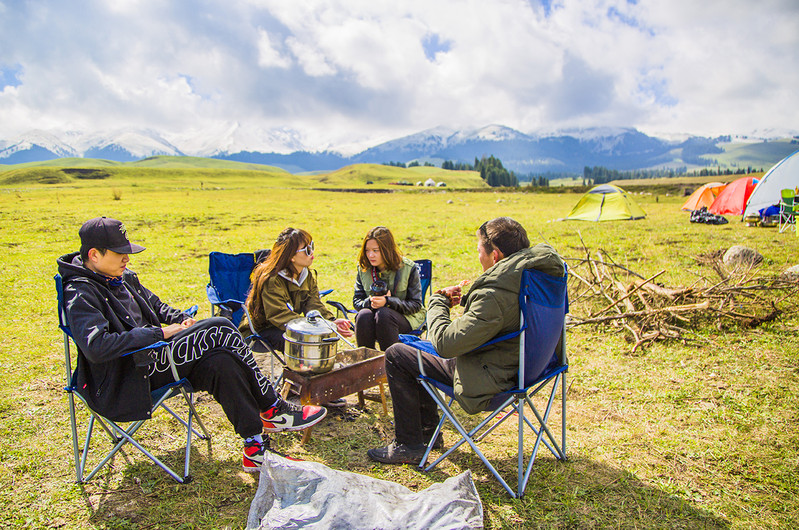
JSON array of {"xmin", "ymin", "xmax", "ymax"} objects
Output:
[
  {"xmin": 584, "ymin": 165, "xmax": 765, "ymax": 185},
  {"xmin": 382, "ymin": 155, "xmax": 522, "ymax": 187}
]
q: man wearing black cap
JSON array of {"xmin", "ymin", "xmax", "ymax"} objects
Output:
[{"xmin": 57, "ymin": 217, "xmax": 327, "ymax": 471}]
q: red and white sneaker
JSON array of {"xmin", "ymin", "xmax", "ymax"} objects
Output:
[
  {"xmin": 261, "ymin": 400, "xmax": 327, "ymax": 432},
  {"xmin": 243, "ymin": 438, "xmax": 269, "ymax": 472},
  {"xmin": 243, "ymin": 436, "xmax": 303, "ymax": 472}
]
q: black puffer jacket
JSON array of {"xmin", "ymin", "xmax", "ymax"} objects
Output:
[{"xmin": 57, "ymin": 252, "xmax": 190, "ymax": 421}]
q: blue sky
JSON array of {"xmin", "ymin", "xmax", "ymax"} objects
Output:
[{"xmin": 0, "ymin": 0, "xmax": 797, "ymax": 154}]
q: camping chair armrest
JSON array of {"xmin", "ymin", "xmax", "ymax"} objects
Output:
[
  {"xmin": 319, "ymin": 288, "xmax": 334, "ymax": 298},
  {"xmin": 183, "ymin": 305, "xmax": 198, "ymax": 318},
  {"xmin": 121, "ymin": 341, "xmax": 170, "ymax": 357},
  {"xmin": 325, "ymin": 300, "xmax": 358, "ymax": 318}
]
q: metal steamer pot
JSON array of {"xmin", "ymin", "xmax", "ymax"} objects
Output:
[{"xmin": 283, "ymin": 311, "xmax": 339, "ymax": 374}]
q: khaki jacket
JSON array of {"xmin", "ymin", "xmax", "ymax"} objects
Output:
[
  {"xmin": 426, "ymin": 244, "xmax": 564, "ymax": 414},
  {"xmin": 243, "ymin": 268, "xmax": 335, "ymax": 334}
]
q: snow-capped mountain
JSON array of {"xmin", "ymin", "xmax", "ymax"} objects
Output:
[
  {"xmin": 0, "ymin": 130, "xmax": 78, "ymax": 164},
  {"xmin": 1, "ymin": 124, "xmax": 796, "ymax": 173},
  {"xmin": 81, "ymin": 129, "xmax": 184, "ymax": 162},
  {"xmin": 167, "ymin": 122, "xmax": 309, "ymax": 157}
]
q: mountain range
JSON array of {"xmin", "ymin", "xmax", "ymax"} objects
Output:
[{"xmin": 1, "ymin": 125, "xmax": 797, "ymax": 175}]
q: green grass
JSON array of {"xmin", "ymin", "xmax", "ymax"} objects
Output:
[
  {"xmin": 0, "ymin": 171, "xmax": 797, "ymax": 528},
  {"xmin": 0, "ymin": 158, "xmax": 487, "ymax": 190},
  {"xmin": 705, "ymin": 139, "xmax": 799, "ymax": 171}
]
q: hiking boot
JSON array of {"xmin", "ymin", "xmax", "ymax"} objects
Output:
[
  {"xmin": 242, "ymin": 437, "xmax": 270, "ymax": 472},
  {"xmin": 367, "ymin": 440, "xmax": 427, "ymax": 465},
  {"xmin": 261, "ymin": 400, "xmax": 327, "ymax": 432}
]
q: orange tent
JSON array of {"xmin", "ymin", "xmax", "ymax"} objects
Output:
[
  {"xmin": 709, "ymin": 176, "xmax": 759, "ymax": 216},
  {"xmin": 681, "ymin": 182, "xmax": 726, "ymax": 211}
]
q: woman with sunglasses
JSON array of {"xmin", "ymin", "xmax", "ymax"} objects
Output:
[
  {"xmin": 352, "ymin": 226, "xmax": 426, "ymax": 351},
  {"xmin": 243, "ymin": 227, "xmax": 353, "ymax": 351}
]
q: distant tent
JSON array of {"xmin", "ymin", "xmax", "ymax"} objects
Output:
[
  {"xmin": 681, "ymin": 182, "xmax": 726, "ymax": 211},
  {"xmin": 565, "ymin": 184, "xmax": 646, "ymax": 221},
  {"xmin": 708, "ymin": 176, "xmax": 758, "ymax": 216},
  {"xmin": 743, "ymin": 149, "xmax": 799, "ymax": 217}
]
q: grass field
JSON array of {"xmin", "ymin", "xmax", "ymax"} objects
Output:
[{"xmin": 1, "ymin": 165, "xmax": 797, "ymax": 528}]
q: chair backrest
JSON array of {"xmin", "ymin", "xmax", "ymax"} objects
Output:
[
  {"xmin": 55, "ymin": 274, "xmax": 76, "ymax": 387},
  {"xmin": 207, "ymin": 251, "xmax": 257, "ymax": 325},
  {"xmin": 414, "ymin": 259, "xmax": 433, "ymax": 304},
  {"xmin": 518, "ymin": 268, "xmax": 568, "ymax": 388}
]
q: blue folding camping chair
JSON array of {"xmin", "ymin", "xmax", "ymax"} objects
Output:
[
  {"xmin": 401, "ymin": 267, "xmax": 568, "ymax": 498},
  {"xmin": 55, "ymin": 274, "xmax": 210, "ymax": 484},
  {"xmin": 326, "ymin": 259, "xmax": 433, "ymax": 336},
  {"xmin": 206, "ymin": 251, "xmax": 258, "ymax": 326}
]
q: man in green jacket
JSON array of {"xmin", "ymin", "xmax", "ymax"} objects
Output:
[{"xmin": 368, "ymin": 217, "xmax": 565, "ymax": 465}]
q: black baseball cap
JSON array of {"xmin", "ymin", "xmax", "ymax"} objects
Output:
[{"xmin": 79, "ymin": 217, "xmax": 146, "ymax": 255}]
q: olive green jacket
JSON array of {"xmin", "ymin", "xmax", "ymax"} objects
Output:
[
  {"xmin": 426, "ymin": 244, "xmax": 565, "ymax": 414},
  {"xmin": 241, "ymin": 268, "xmax": 335, "ymax": 335}
]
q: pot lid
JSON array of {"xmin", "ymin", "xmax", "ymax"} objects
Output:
[{"xmin": 285, "ymin": 310, "xmax": 336, "ymax": 336}]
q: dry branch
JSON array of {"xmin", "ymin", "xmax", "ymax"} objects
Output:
[{"xmin": 564, "ymin": 247, "xmax": 798, "ymax": 352}]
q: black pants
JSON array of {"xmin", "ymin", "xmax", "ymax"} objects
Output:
[
  {"xmin": 250, "ymin": 326, "xmax": 284, "ymax": 353},
  {"xmin": 384, "ymin": 343, "xmax": 455, "ymax": 446},
  {"xmin": 355, "ymin": 307, "xmax": 412, "ymax": 351},
  {"xmin": 148, "ymin": 317, "xmax": 279, "ymax": 439}
]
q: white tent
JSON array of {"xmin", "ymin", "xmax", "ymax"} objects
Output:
[{"xmin": 744, "ymin": 149, "xmax": 799, "ymax": 216}]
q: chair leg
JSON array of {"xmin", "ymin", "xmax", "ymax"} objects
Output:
[{"xmin": 418, "ymin": 382, "xmax": 518, "ymax": 497}]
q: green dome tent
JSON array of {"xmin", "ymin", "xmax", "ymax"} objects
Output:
[{"xmin": 565, "ymin": 184, "xmax": 646, "ymax": 221}]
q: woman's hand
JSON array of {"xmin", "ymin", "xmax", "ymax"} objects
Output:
[
  {"xmin": 334, "ymin": 318, "xmax": 354, "ymax": 337},
  {"xmin": 370, "ymin": 291, "xmax": 391, "ymax": 309}
]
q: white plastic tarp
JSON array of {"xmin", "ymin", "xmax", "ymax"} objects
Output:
[{"xmin": 247, "ymin": 453, "xmax": 484, "ymax": 530}]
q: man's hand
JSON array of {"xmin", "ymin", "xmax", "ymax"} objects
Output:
[
  {"xmin": 162, "ymin": 318, "xmax": 197, "ymax": 339},
  {"xmin": 161, "ymin": 324, "xmax": 184, "ymax": 339},
  {"xmin": 437, "ymin": 280, "xmax": 470, "ymax": 307},
  {"xmin": 334, "ymin": 318, "xmax": 354, "ymax": 337}
]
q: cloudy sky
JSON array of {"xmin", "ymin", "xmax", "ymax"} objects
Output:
[{"xmin": 1, "ymin": 0, "xmax": 797, "ymax": 153}]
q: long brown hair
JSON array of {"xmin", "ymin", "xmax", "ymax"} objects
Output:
[
  {"xmin": 358, "ymin": 226, "xmax": 402, "ymax": 272},
  {"xmin": 246, "ymin": 227, "xmax": 312, "ymax": 324}
]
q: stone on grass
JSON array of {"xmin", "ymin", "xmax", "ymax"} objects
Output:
[
  {"xmin": 781, "ymin": 265, "xmax": 799, "ymax": 282},
  {"xmin": 723, "ymin": 245, "xmax": 763, "ymax": 268}
]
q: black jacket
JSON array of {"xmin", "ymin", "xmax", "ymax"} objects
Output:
[{"xmin": 57, "ymin": 252, "xmax": 189, "ymax": 421}]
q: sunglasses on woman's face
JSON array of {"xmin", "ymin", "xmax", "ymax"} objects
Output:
[{"xmin": 297, "ymin": 241, "xmax": 314, "ymax": 256}]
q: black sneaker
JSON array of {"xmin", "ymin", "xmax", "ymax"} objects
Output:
[
  {"xmin": 367, "ymin": 440, "xmax": 427, "ymax": 465},
  {"xmin": 261, "ymin": 400, "xmax": 327, "ymax": 432}
]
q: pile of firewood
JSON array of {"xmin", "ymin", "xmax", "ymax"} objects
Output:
[{"xmin": 564, "ymin": 244, "xmax": 798, "ymax": 353}]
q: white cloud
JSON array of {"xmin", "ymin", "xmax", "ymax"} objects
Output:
[
  {"xmin": 257, "ymin": 28, "xmax": 292, "ymax": 69},
  {"xmin": 0, "ymin": 0, "xmax": 797, "ymax": 151}
]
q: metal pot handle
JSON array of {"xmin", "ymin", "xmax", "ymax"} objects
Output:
[{"xmin": 307, "ymin": 310, "xmax": 357, "ymax": 349}]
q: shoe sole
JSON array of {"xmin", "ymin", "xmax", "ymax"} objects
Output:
[
  {"xmin": 366, "ymin": 451, "xmax": 424, "ymax": 466},
  {"xmin": 242, "ymin": 464, "xmax": 261, "ymax": 473},
  {"xmin": 262, "ymin": 408, "xmax": 328, "ymax": 433}
]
